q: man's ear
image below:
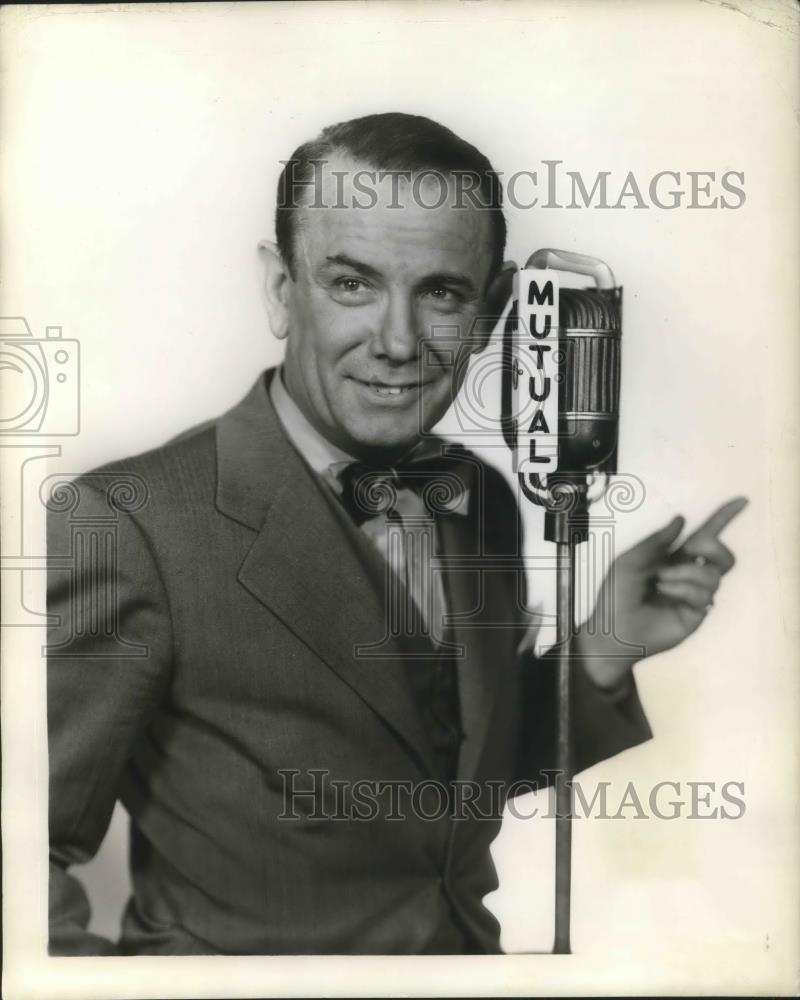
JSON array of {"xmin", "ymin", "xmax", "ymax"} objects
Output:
[
  {"xmin": 472, "ymin": 259, "xmax": 518, "ymax": 353},
  {"xmin": 258, "ymin": 240, "xmax": 291, "ymax": 341}
]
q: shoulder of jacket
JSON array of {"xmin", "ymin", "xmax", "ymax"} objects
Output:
[{"xmin": 48, "ymin": 420, "xmax": 219, "ymax": 527}]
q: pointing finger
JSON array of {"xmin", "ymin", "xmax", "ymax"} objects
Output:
[{"xmin": 684, "ymin": 496, "xmax": 748, "ymax": 544}]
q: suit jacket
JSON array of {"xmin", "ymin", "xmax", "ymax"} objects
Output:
[{"xmin": 47, "ymin": 368, "xmax": 651, "ymax": 956}]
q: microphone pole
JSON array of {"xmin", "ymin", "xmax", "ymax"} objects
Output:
[{"xmin": 501, "ymin": 249, "xmax": 623, "ymax": 955}]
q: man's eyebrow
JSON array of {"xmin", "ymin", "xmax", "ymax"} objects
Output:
[
  {"xmin": 322, "ymin": 254, "xmax": 383, "ymax": 280},
  {"xmin": 420, "ymin": 271, "xmax": 479, "ymax": 295}
]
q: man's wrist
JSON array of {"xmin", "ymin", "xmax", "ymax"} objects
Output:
[{"xmin": 573, "ymin": 624, "xmax": 641, "ymax": 693}]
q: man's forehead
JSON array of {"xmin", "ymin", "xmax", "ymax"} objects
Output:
[{"xmin": 293, "ymin": 155, "xmax": 493, "ymax": 279}]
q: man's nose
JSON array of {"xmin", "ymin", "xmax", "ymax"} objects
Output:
[{"xmin": 371, "ymin": 293, "xmax": 419, "ymax": 364}]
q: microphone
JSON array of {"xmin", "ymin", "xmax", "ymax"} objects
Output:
[
  {"xmin": 500, "ymin": 248, "xmax": 623, "ymax": 955},
  {"xmin": 501, "ymin": 248, "xmax": 623, "ymax": 543}
]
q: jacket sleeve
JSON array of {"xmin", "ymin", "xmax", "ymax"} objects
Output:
[
  {"xmin": 47, "ymin": 478, "xmax": 172, "ymax": 955},
  {"xmin": 512, "ymin": 647, "xmax": 652, "ymax": 789}
]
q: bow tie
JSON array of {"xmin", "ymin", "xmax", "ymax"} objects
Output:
[{"xmin": 332, "ymin": 448, "xmax": 472, "ymax": 527}]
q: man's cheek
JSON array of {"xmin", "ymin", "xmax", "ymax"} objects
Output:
[{"xmin": 421, "ymin": 307, "xmax": 474, "ymax": 337}]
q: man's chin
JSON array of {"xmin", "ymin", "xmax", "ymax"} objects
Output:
[{"xmin": 341, "ymin": 418, "xmax": 425, "ymax": 462}]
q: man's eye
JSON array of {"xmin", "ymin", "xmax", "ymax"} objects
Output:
[
  {"xmin": 335, "ymin": 277, "xmax": 368, "ymax": 293},
  {"xmin": 424, "ymin": 286, "xmax": 460, "ymax": 306}
]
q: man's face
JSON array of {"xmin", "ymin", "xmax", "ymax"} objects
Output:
[{"xmin": 279, "ymin": 157, "xmax": 496, "ymax": 460}]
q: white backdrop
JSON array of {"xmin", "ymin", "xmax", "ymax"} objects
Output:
[{"xmin": 2, "ymin": 1, "xmax": 798, "ymax": 996}]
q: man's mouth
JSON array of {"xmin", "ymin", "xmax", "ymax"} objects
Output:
[
  {"xmin": 372, "ymin": 384, "xmax": 414, "ymax": 397},
  {"xmin": 352, "ymin": 378, "xmax": 425, "ymax": 398}
]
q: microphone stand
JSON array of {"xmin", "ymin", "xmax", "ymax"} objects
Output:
[
  {"xmin": 545, "ymin": 483, "xmax": 590, "ymax": 955},
  {"xmin": 554, "ymin": 524, "xmax": 575, "ymax": 953}
]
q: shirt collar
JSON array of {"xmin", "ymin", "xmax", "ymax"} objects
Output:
[
  {"xmin": 269, "ymin": 367, "xmax": 356, "ymax": 478},
  {"xmin": 269, "ymin": 366, "xmax": 470, "ymax": 513}
]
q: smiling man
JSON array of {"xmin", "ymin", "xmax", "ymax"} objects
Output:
[{"xmin": 47, "ymin": 112, "xmax": 745, "ymax": 956}]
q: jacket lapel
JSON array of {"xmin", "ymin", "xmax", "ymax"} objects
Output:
[{"xmin": 215, "ymin": 371, "xmax": 440, "ymax": 778}]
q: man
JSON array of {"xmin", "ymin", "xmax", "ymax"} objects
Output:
[{"xmin": 47, "ymin": 113, "xmax": 745, "ymax": 955}]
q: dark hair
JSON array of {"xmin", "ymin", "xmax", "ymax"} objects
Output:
[{"xmin": 275, "ymin": 112, "xmax": 506, "ymax": 282}]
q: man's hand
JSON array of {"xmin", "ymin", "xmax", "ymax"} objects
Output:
[{"xmin": 576, "ymin": 497, "xmax": 748, "ymax": 690}]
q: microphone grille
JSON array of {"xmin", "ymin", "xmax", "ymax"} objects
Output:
[{"xmin": 559, "ymin": 288, "xmax": 622, "ymax": 417}]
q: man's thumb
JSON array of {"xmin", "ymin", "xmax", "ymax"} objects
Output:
[{"xmin": 625, "ymin": 515, "xmax": 685, "ymax": 567}]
